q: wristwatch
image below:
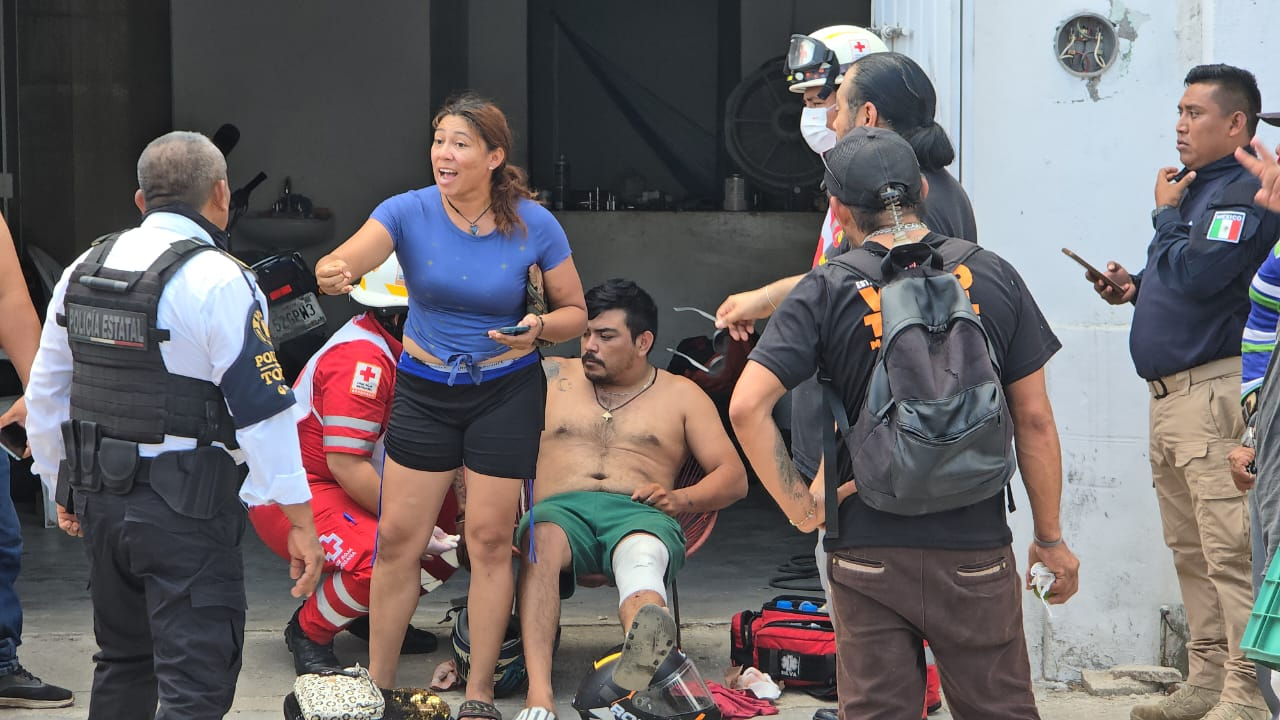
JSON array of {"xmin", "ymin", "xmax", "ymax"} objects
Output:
[{"xmin": 1151, "ymin": 205, "xmax": 1177, "ymax": 228}]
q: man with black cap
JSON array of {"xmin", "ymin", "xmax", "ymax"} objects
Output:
[
  {"xmin": 729, "ymin": 126, "xmax": 1080, "ymax": 719},
  {"xmin": 1093, "ymin": 64, "xmax": 1280, "ymax": 720}
]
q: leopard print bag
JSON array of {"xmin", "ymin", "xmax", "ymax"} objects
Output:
[{"xmin": 293, "ymin": 664, "xmax": 385, "ymax": 720}]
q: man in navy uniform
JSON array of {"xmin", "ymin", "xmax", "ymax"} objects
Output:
[
  {"xmin": 1094, "ymin": 64, "xmax": 1280, "ymax": 720},
  {"xmin": 25, "ymin": 131, "xmax": 325, "ymax": 719}
]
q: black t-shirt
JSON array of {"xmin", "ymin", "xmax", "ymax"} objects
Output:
[
  {"xmin": 922, "ymin": 167, "xmax": 979, "ymax": 244},
  {"xmin": 750, "ymin": 234, "xmax": 1061, "ymax": 550}
]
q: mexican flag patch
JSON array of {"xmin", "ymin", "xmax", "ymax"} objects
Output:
[{"xmin": 1207, "ymin": 210, "xmax": 1246, "ymax": 243}]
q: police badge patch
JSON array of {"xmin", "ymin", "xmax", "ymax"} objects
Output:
[
  {"xmin": 350, "ymin": 362, "xmax": 381, "ymax": 399},
  {"xmin": 251, "ymin": 308, "xmax": 273, "ymax": 346}
]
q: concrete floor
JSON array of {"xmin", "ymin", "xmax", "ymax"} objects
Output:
[{"xmin": 11, "ymin": 484, "xmax": 1150, "ymax": 719}]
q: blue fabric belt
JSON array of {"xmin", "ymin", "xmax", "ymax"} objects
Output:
[{"xmin": 397, "ymin": 350, "xmax": 538, "ymax": 386}]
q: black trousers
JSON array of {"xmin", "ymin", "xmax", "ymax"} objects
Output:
[{"xmin": 77, "ymin": 484, "xmax": 247, "ymax": 720}]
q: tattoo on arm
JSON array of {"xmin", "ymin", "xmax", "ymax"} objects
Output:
[
  {"xmin": 541, "ymin": 358, "xmax": 561, "ymax": 379},
  {"xmin": 771, "ymin": 427, "xmax": 808, "ymax": 503}
]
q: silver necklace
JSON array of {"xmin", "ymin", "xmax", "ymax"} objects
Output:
[{"xmin": 864, "ymin": 223, "xmax": 929, "ymax": 242}]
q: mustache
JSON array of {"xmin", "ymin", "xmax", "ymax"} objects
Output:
[{"xmin": 582, "ymin": 353, "xmax": 604, "ymax": 366}]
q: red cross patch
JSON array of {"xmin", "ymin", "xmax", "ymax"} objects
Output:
[
  {"xmin": 350, "ymin": 362, "xmax": 382, "ymax": 399},
  {"xmin": 854, "ymin": 41, "xmax": 866, "ymax": 52}
]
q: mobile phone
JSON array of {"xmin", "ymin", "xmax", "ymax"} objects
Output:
[
  {"xmin": 1062, "ymin": 248, "xmax": 1125, "ymax": 294},
  {"xmin": 0, "ymin": 422, "xmax": 27, "ymax": 461},
  {"xmin": 496, "ymin": 325, "xmax": 530, "ymax": 336}
]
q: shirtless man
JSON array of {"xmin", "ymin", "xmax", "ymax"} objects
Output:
[{"xmin": 514, "ymin": 279, "xmax": 747, "ymax": 720}]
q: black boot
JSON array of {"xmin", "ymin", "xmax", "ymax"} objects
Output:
[
  {"xmin": 347, "ymin": 616, "xmax": 439, "ymax": 654},
  {"xmin": 284, "ymin": 607, "xmax": 342, "ymax": 676},
  {"xmin": 0, "ymin": 665, "xmax": 73, "ymax": 709}
]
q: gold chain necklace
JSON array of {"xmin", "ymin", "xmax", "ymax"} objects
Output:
[{"xmin": 592, "ymin": 367, "xmax": 658, "ymax": 423}]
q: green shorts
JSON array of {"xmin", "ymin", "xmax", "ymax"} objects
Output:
[{"xmin": 517, "ymin": 491, "xmax": 686, "ymax": 599}]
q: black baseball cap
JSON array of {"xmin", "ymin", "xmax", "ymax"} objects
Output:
[
  {"xmin": 822, "ymin": 126, "xmax": 923, "ymax": 207},
  {"xmin": 1260, "ymin": 112, "xmax": 1280, "ymax": 127}
]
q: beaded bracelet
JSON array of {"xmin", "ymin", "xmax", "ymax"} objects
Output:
[{"xmin": 789, "ymin": 496, "xmax": 816, "ymax": 527}]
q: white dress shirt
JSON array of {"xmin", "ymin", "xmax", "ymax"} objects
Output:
[{"xmin": 25, "ymin": 211, "xmax": 311, "ymax": 507}]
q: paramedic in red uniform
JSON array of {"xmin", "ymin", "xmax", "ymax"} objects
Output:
[{"xmin": 249, "ymin": 254, "xmax": 461, "ymax": 675}]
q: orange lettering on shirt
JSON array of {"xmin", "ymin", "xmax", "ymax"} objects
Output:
[
  {"xmin": 858, "ymin": 286, "xmax": 883, "ymax": 349},
  {"xmin": 953, "ymin": 263, "xmax": 980, "ymax": 314}
]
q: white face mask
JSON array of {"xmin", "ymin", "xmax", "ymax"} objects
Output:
[{"xmin": 799, "ymin": 106, "xmax": 837, "ymax": 155}]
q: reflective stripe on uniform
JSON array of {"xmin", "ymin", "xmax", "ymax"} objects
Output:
[
  {"xmin": 330, "ymin": 572, "xmax": 368, "ymax": 613},
  {"xmin": 322, "ymin": 415, "xmax": 381, "ymax": 433},
  {"xmin": 322, "ymin": 435, "xmax": 375, "ymax": 452}
]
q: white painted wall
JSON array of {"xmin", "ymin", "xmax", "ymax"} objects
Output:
[{"xmin": 875, "ymin": 0, "xmax": 1280, "ymax": 681}]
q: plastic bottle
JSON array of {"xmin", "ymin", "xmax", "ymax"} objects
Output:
[{"xmin": 799, "ymin": 601, "xmax": 819, "ymax": 612}]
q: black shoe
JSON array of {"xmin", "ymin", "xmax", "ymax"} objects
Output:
[
  {"xmin": 347, "ymin": 616, "xmax": 439, "ymax": 654},
  {"xmin": 284, "ymin": 607, "xmax": 342, "ymax": 676},
  {"xmin": 0, "ymin": 664, "xmax": 74, "ymax": 709},
  {"xmin": 812, "ymin": 710, "xmax": 837, "ymax": 720},
  {"xmin": 612, "ymin": 604, "xmax": 678, "ymax": 691}
]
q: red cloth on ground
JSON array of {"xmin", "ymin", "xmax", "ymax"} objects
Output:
[{"xmin": 707, "ymin": 681, "xmax": 778, "ymax": 719}]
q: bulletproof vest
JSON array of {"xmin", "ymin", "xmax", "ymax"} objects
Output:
[{"xmin": 56, "ymin": 233, "xmax": 238, "ymax": 448}]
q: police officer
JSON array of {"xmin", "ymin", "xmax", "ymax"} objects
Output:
[
  {"xmin": 1095, "ymin": 65, "xmax": 1280, "ymax": 720},
  {"xmin": 24, "ymin": 131, "xmax": 325, "ymax": 720}
]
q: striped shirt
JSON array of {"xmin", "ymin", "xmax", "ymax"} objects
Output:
[{"xmin": 1244, "ymin": 240, "xmax": 1280, "ymax": 398}]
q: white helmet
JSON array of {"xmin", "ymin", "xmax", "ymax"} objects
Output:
[
  {"xmin": 786, "ymin": 25, "xmax": 889, "ymax": 94},
  {"xmin": 349, "ymin": 253, "xmax": 408, "ymax": 309}
]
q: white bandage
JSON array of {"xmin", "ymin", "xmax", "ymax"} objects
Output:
[{"xmin": 611, "ymin": 533, "xmax": 670, "ymax": 607}]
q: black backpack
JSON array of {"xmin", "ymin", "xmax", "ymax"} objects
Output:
[{"xmin": 820, "ymin": 239, "xmax": 1015, "ymax": 534}]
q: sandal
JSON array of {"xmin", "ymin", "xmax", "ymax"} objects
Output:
[{"xmin": 457, "ymin": 699, "xmax": 502, "ymax": 720}]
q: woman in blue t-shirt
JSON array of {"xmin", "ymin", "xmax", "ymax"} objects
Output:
[{"xmin": 315, "ymin": 92, "xmax": 587, "ymax": 716}]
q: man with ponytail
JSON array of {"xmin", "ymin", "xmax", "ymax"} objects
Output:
[
  {"xmin": 731, "ymin": 127, "xmax": 1079, "ymax": 719},
  {"xmin": 715, "ymin": 45, "xmax": 973, "ymax": 718}
]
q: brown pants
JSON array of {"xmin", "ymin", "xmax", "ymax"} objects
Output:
[
  {"xmin": 1148, "ymin": 358, "xmax": 1261, "ymax": 707},
  {"xmin": 827, "ymin": 545, "xmax": 1038, "ymax": 720}
]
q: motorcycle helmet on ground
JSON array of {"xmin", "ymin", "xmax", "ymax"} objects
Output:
[
  {"xmin": 571, "ymin": 649, "xmax": 721, "ymax": 720},
  {"xmin": 786, "ymin": 25, "xmax": 889, "ymax": 99},
  {"xmin": 450, "ymin": 607, "xmax": 527, "ymax": 698}
]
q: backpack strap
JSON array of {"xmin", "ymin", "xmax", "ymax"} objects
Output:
[
  {"xmin": 825, "ymin": 247, "xmax": 884, "ymax": 286},
  {"xmin": 820, "ymin": 379, "xmax": 850, "ymax": 541},
  {"xmin": 818, "ymin": 247, "xmax": 884, "ymax": 543}
]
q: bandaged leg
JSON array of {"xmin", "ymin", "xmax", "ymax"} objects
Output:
[
  {"xmin": 613, "ymin": 532, "xmax": 671, "ymax": 608},
  {"xmin": 612, "ymin": 534, "xmax": 678, "ymax": 691}
]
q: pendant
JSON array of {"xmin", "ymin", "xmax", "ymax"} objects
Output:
[
  {"xmin": 469, "ymin": 224, "xmax": 479, "ymax": 235},
  {"xmin": 601, "ymin": 410, "xmax": 612, "ymax": 422}
]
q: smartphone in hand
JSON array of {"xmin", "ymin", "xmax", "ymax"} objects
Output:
[
  {"xmin": 496, "ymin": 325, "xmax": 530, "ymax": 336},
  {"xmin": 1062, "ymin": 248, "xmax": 1125, "ymax": 294},
  {"xmin": 0, "ymin": 422, "xmax": 27, "ymax": 461}
]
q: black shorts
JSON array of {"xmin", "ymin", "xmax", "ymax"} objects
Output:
[{"xmin": 384, "ymin": 360, "xmax": 546, "ymax": 478}]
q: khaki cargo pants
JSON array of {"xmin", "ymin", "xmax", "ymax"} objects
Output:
[{"xmin": 1148, "ymin": 356, "xmax": 1262, "ymax": 707}]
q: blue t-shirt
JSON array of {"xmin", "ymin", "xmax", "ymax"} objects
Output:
[{"xmin": 370, "ymin": 186, "xmax": 572, "ymax": 363}]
